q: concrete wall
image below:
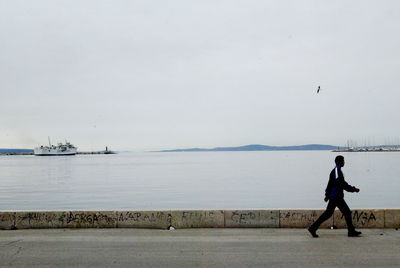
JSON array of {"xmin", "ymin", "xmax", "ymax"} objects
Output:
[{"xmin": 0, "ymin": 209, "xmax": 398, "ymax": 230}]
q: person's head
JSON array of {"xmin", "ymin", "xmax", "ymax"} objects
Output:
[{"xmin": 335, "ymin": 155, "xmax": 345, "ymax": 167}]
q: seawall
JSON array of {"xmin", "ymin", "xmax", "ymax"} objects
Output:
[{"xmin": 1, "ymin": 209, "xmax": 399, "ymax": 230}]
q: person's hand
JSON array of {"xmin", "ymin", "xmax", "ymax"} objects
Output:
[
  {"xmin": 355, "ymin": 188, "xmax": 360, "ymax": 193},
  {"xmin": 324, "ymin": 196, "xmax": 329, "ymax": 202}
]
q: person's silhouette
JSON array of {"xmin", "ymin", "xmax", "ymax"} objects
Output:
[{"xmin": 308, "ymin": 155, "xmax": 362, "ymax": 237}]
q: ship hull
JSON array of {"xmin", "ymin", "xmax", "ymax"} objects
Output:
[
  {"xmin": 34, "ymin": 153, "xmax": 76, "ymax": 156},
  {"xmin": 33, "ymin": 148, "xmax": 77, "ymax": 156}
]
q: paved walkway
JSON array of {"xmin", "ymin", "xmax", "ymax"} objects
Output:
[{"xmin": 0, "ymin": 228, "xmax": 399, "ymax": 267}]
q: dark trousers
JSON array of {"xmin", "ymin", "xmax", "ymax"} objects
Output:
[{"xmin": 310, "ymin": 198, "xmax": 355, "ymax": 232}]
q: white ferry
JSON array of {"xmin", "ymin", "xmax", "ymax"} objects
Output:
[{"xmin": 34, "ymin": 138, "xmax": 77, "ymax": 156}]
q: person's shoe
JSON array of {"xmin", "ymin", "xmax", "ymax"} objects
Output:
[
  {"xmin": 348, "ymin": 230, "xmax": 362, "ymax": 237},
  {"xmin": 308, "ymin": 227, "xmax": 319, "ymax": 238}
]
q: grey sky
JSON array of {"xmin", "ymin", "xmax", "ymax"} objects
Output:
[{"xmin": 1, "ymin": 0, "xmax": 399, "ymax": 150}]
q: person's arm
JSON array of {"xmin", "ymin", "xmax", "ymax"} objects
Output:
[
  {"xmin": 341, "ymin": 179, "xmax": 360, "ymax": 192},
  {"xmin": 337, "ymin": 170, "xmax": 359, "ymax": 192},
  {"xmin": 324, "ymin": 171, "xmax": 334, "ymax": 201}
]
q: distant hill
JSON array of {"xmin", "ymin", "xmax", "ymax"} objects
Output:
[
  {"xmin": 158, "ymin": 144, "xmax": 340, "ymax": 152},
  {"xmin": 0, "ymin": 148, "xmax": 34, "ymax": 153}
]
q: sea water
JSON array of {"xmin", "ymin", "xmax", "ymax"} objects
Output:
[{"xmin": 0, "ymin": 151, "xmax": 399, "ymax": 210}]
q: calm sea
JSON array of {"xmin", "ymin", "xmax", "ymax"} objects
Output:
[{"xmin": 0, "ymin": 151, "xmax": 399, "ymax": 211}]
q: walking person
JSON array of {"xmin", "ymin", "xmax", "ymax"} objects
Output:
[{"xmin": 308, "ymin": 155, "xmax": 362, "ymax": 237}]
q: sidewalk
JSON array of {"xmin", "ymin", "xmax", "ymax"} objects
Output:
[{"xmin": 1, "ymin": 228, "xmax": 399, "ymax": 267}]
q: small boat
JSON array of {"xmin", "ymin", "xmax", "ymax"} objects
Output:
[{"xmin": 34, "ymin": 137, "xmax": 77, "ymax": 156}]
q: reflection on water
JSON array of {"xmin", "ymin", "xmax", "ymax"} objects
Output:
[{"xmin": 0, "ymin": 151, "xmax": 399, "ymax": 210}]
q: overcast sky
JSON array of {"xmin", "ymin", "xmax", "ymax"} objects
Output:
[{"xmin": 1, "ymin": 0, "xmax": 399, "ymax": 150}]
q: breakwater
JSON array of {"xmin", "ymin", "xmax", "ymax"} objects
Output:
[
  {"xmin": 0, "ymin": 151, "xmax": 115, "ymax": 156},
  {"xmin": 1, "ymin": 209, "xmax": 399, "ymax": 230}
]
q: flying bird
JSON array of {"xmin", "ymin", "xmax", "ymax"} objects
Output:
[{"xmin": 317, "ymin": 86, "xmax": 321, "ymax": 94}]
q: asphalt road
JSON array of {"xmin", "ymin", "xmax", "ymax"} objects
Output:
[{"xmin": 0, "ymin": 228, "xmax": 399, "ymax": 267}]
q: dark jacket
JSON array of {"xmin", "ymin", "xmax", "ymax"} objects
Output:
[{"xmin": 325, "ymin": 167, "xmax": 357, "ymax": 200}]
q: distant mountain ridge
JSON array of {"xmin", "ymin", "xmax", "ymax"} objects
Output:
[
  {"xmin": 158, "ymin": 144, "xmax": 339, "ymax": 152},
  {"xmin": 0, "ymin": 148, "xmax": 34, "ymax": 153}
]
